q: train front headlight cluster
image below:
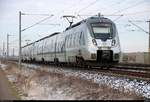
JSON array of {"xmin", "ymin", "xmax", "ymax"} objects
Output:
[
  {"xmin": 91, "ymin": 53, "xmax": 96, "ymax": 59},
  {"xmin": 92, "ymin": 39, "xmax": 97, "ymax": 46},
  {"xmin": 111, "ymin": 39, "xmax": 116, "ymax": 46}
]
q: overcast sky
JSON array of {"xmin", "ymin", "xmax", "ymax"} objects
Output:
[{"xmin": 0, "ymin": 0, "xmax": 150, "ymax": 56}]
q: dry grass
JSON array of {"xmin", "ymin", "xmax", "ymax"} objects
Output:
[{"xmin": 1, "ymin": 61, "xmax": 144, "ymax": 100}]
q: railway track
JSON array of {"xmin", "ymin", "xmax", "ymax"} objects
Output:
[
  {"xmin": 91, "ymin": 63, "xmax": 150, "ymax": 79},
  {"xmin": 26, "ymin": 62, "xmax": 150, "ymax": 79},
  {"xmin": 3, "ymin": 59, "xmax": 150, "ymax": 79}
]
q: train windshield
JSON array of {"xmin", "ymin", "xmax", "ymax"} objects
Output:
[{"xmin": 91, "ymin": 23, "xmax": 112, "ymax": 41}]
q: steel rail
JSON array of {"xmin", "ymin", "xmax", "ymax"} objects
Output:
[{"xmin": 4, "ymin": 58, "xmax": 150, "ymax": 79}]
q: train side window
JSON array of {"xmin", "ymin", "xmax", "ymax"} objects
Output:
[
  {"xmin": 77, "ymin": 33, "xmax": 80, "ymax": 46},
  {"xmin": 58, "ymin": 42, "xmax": 60, "ymax": 52},
  {"xmin": 67, "ymin": 35, "xmax": 69, "ymax": 48},
  {"xmin": 71, "ymin": 34, "xmax": 74, "ymax": 47},
  {"xmin": 56, "ymin": 42, "xmax": 60, "ymax": 52},
  {"xmin": 65, "ymin": 36, "xmax": 68, "ymax": 48},
  {"xmin": 70, "ymin": 34, "xmax": 72, "ymax": 48},
  {"xmin": 60, "ymin": 42, "xmax": 61, "ymax": 52},
  {"xmin": 83, "ymin": 32, "xmax": 85, "ymax": 45},
  {"xmin": 46, "ymin": 40, "xmax": 49, "ymax": 52},
  {"xmin": 81, "ymin": 31, "xmax": 85, "ymax": 45},
  {"xmin": 71, "ymin": 34, "xmax": 73, "ymax": 48},
  {"xmin": 51, "ymin": 40, "xmax": 53, "ymax": 49},
  {"xmin": 52, "ymin": 39, "xmax": 54, "ymax": 52},
  {"xmin": 73, "ymin": 34, "xmax": 76, "ymax": 47},
  {"xmin": 73, "ymin": 33, "xmax": 76, "ymax": 47},
  {"xmin": 59, "ymin": 42, "xmax": 61, "ymax": 52},
  {"xmin": 73, "ymin": 34, "xmax": 75, "ymax": 47},
  {"xmin": 68, "ymin": 34, "xmax": 71, "ymax": 48},
  {"xmin": 36, "ymin": 44, "xmax": 39, "ymax": 54},
  {"xmin": 59, "ymin": 42, "xmax": 62, "ymax": 52},
  {"xmin": 57, "ymin": 42, "xmax": 59, "ymax": 52},
  {"xmin": 66, "ymin": 35, "xmax": 68, "ymax": 48},
  {"xmin": 46, "ymin": 39, "xmax": 49, "ymax": 52},
  {"xmin": 79, "ymin": 32, "xmax": 82, "ymax": 45},
  {"xmin": 61, "ymin": 41, "xmax": 64, "ymax": 52},
  {"xmin": 75, "ymin": 33, "xmax": 78, "ymax": 47}
]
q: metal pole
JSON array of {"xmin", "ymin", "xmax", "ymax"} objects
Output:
[
  {"xmin": 149, "ymin": 20, "xmax": 150, "ymax": 64},
  {"xmin": 3, "ymin": 42, "xmax": 5, "ymax": 62},
  {"xmin": 3, "ymin": 42, "xmax": 5, "ymax": 57},
  {"xmin": 7, "ymin": 34, "xmax": 9, "ymax": 60},
  {"xmin": 19, "ymin": 11, "xmax": 22, "ymax": 69},
  {"xmin": 13, "ymin": 48, "xmax": 14, "ymax": 56}
]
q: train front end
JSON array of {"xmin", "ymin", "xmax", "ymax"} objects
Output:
[{"xmin": 86, "ymin": 17, "xmax": 121, "ymax": 64}]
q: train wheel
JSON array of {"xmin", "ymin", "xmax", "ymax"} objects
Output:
[
  {"xmin": 76, "ymin": 57, "xmax": 85, "ymax": 68},
  {"xmin": 42, "ymin": 58, "xmax": 45, "ymax": 63},
  {"xmin": 87, "ymin": 65, "xmax": 92, "ymax": 69},
  {"xmin": 54, "ymin": 58, "xmax": 59, "ymax": 66}
]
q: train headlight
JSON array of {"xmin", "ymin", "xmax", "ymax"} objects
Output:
[
  {"xmin": 111, "ymin": 39, "xmax": 116, "ymax": 46},
  {"xmin": 92, "ymin": 39, "xmax": 97, "ymax": 46}
]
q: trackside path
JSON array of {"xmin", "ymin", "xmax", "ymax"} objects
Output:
[{"xmin": 0, "ymin": 68, "xmax": 18, "ymax": 100}]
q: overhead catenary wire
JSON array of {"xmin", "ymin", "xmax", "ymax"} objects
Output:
[
  {"xmin": 76, "ymin": 0, "xmax": 148, "ymax": 22},
  {"xmin": 21, "ymin": 13, "xmax": 53, "ymax": 16},
  {"xmin": 113, "ymin": 15, "xmax": 124, "ymax": 22},
  {"xmin": 77, "ymin": 14, "xmax": 124, "ymax": 21},
  {"xmin": 21, "ymin": 14, "xmax": 54, "ymax": 32},
  {"xmin": 8, "ymin": 13, "xmax": 58, "ymax": 45},
  {"xmin": 122, "ymin": 10, "xmax": 150, "ymax": 16},
  {"xmin": 76, "ymin": 0, "xmax": 100, "ymax": 14},
  {"xmin": 9, "ymin": 22, "xmax": 59, "ymax": 45},
  {"xmin": 111, "ymin": 0, "xmax": 145, "ymax": 15},
  {"xmin": 128, "ymin": 20, "xmax": 149, "ymax": 34},
  {"xmin": 9, "ymin": 34, "xmax": 29, "ymax": 44},
  {"xmin": 94, "ymin": 0, "xmax": 128, "ymax": 13},
  {"xmin": 77, "ymin": 14, "xmax": 124, "ymax": 17},
  {"xmin": 76, "ymin": 0, "xmax": 130, "ymax": 18},
  {"xmin": 7, "ymin": 0, "xmax": 149, "ymax": 50},
  {"xmin": 39, "ymin": 23, "xmax": 61, "ymax": 26}
]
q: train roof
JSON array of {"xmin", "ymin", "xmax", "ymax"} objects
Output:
[
  {"xmin": 22, "ymin": 16, "xmax": 114, "ymax": 48},
  {"xmin": 22, "ymin": 32, "xmax": 60, "ymax": 48},
  {"xmin": 65, "ymin": 16, "xmax": 114, "ymax": 31}
]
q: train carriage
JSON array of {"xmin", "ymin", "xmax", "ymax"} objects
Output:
[{"xmin": 22, "ymin": 16, "xmax": 121, "ymax": 66}]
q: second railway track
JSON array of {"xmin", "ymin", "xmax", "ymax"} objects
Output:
[{"xmin": 8, "ymin": 60, "xmax": 150, "ymax": 80}]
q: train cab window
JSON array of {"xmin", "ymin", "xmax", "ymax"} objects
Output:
[{"xmin": 91, "ymin": 23, "xmax": 113, "ymax": 41}]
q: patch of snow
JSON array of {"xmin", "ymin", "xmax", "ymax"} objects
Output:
[
  {"xmin": 22, "ymin": 63, "xmax": 41, "ymax": 69},
  {"xmin": 22, "ymin": 79, "xmax": 75, "ymax": 100},
  {"xmin": 39, "ymin": 67, "xmax": 150, "ymax": 98},
  {"xmin": 20, "ymin": 63, "xmax": 150, "ymax": 98},
  {"xmin": 6, "ymin": 74, "xmax": 17, "ymax": 82},
  {"xmin": 0, "ymin": 62, "xmax": 7, "ymax": 70}
]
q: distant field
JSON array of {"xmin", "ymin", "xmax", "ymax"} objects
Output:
[{"xmin": 120, "ymin": 52, "xmax": 149, "ymax": 64}]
